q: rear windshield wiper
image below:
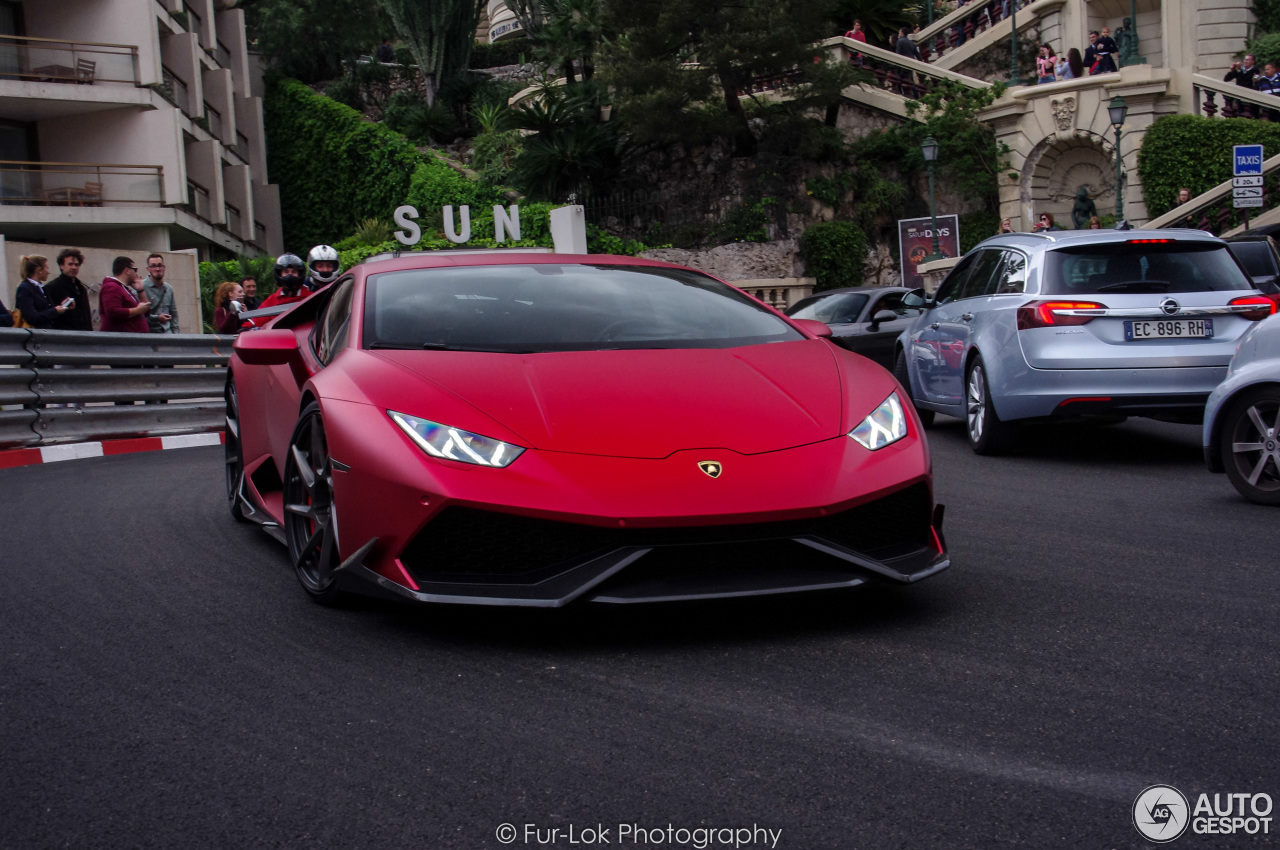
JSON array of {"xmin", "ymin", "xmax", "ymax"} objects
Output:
[{"xmin": 1094, "ymin": 279, "xmax": 1172, "ymax": 293}]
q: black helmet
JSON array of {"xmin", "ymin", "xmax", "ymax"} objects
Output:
[{"xmin": 274, "ymin": 253, "xmax": 306, "ymax": 291}]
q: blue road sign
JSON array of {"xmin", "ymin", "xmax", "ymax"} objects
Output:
[{"xmin": 1234, "ymin": 144, "xmax": 1264, "ymax": 175}]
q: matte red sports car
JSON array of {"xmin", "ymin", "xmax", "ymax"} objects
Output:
[{"xmin": 226, "ymin": 251, "xmax": 949, "ymax": 606}]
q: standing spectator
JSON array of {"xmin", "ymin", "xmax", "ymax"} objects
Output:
[
  {"xmin": 375, "ymin": 38, "xmax": 394, "ymax": 63},
  {"xmin": 15, "ymin": 254, "xmax": 70, "ymax": 329},
  {"xmin": 1257, "ymin": 61, "xmax": 1280, "ymax": 117},
  {"xmin": 44, "ymin": 248, "xmax": 93, "ymax": 332},
  {"xmin": 1088, "ymin": 216, "xmax": 1102, "ymax": 229},
  {"xmin": 240, "ymin": 275, "xmax": 260, "ymax": 310},
  {"xmin": 1066, "ymin": 48, "xmax": 1085, "ymax": 79},
  {"xmin": 140, "ymin": 254, "xmax": 179, "ymax": 334},
  {"xmin": 1032, "ymin": 212, "xmax": 1062, "ymax": 232},
  {"xmin": 1225, "ymin": 53, "xmax": 1260, "ymax": 88},
  {"xmin": 1170, "ymin": 187, "xmax": 1200, "ymax": 228},
  {"xmin": 213, "ymin": 281, "xmax": 246, "ymax": 334},
  {"xmin": 845, "ymin": 19, "xmax": 867, "ymax": 44},
  {"xmin": 997, "ymin": 218, "xmax": 1015, "ymax": 234},
  {"xmin": 895, "ymin": 26, "xmax": 920, "ymax": 60},
  {"xmin": 99, "ymin": 256, "xmax": 150, "ymax": 334},
  {"xmin": 1094, "ymin": 27, "xmax": 1119, "ymax": 73},
  {"xmin": 1036, "ymin": 44, "xmax": 1057, "ymax": 83}
]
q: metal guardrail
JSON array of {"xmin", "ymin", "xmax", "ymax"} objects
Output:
[{"xmin": 0, "ymin": 328, "xmax": 236, "ymax": 449}]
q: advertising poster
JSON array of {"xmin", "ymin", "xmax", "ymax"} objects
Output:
[{"xmin": 898, "ymin": 215, "xmax": 960, "ymax": 290}]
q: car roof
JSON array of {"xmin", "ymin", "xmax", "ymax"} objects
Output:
[
  {"xmin": 972, "ymin": 228, "xmax": 1227, "ymax": 253},
  {"xmin": 1221, "ymin": 233, "xmax": 1276, "ymax": 243},
  {"xmin": 347, "ymin": 251, "xmax": 706, "ymax": 278}
]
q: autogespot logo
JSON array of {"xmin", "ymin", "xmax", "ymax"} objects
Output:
[{"xmin": 1134, "ymin": 785, "xmax": 1191, "ymax": 843}]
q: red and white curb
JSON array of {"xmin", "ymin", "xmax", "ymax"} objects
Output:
[{"xmin": 0, "ymin": 432, "xmax": 225, "ymax": 470}]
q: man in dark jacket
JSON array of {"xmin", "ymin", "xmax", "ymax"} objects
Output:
[
  {"xmin": 44, "ymin": 248, "xmax": 93, "ymax": 332},
  {"xmin": 894, "ymin": 27, "xmax": 920, "ymax": 60}
]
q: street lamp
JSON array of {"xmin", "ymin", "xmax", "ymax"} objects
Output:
[
  {"xmin": 922, "ymin": 135, "xmax": 944, "ymax": 262},
  {"xmin": 1009, "ymin": 0, "xmax": 1020, "ymax": 85},
  {"xmin": 1108, "ymin": 95, "xmax": 1128, "ymax": 219}
]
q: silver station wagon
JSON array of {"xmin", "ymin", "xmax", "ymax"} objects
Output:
[{"xmin": 893, "ymin": 229, "xmax": 1277, "ymax": 454}]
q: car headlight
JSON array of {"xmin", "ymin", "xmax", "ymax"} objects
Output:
[
  {"xmin": 388, "ymin": 410, "xmax": 525, "ymax": 467},
  {"xmin": 848, "ymin": 392, "xmax": 908, "ymax": 451}
]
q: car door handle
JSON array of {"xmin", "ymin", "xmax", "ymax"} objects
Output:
[
  {"xmin": 961, "ymin": 313, "xmax": 973, "ymax": 321},
  {"xmin": 930, "ymin": 322, "xmax": 940, "ymax": 330}
]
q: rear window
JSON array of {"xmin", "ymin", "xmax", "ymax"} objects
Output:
[
  {"xmin": 787, "ymin": 292, "xmax": 869, "ymax": 323},
  {"xmin": 362, "ymin": 264, "xmax": 804, "ymax": 353},
  {"xmin": 1228, "ymin": 241, "xmax": 1278, "ymax": 278},
  {"xmin": 1043, "ymin": 242, "xmax": 1253, "ymax": 295}
]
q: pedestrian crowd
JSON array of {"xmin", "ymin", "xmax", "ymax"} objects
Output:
[
  {"xmin": 3, "ymin": 250, "xmax": 178, "ymax": 335},
  {"xmin": 3, "ymin": 244, "xmax": 341, "ymax": 337},
  {"xmin": 1029, "ymin": 29, "xmax": 1118, "ymax": 85}
]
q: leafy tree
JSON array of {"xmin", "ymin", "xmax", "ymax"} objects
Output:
[
  {"xmin": 379, "ymin": 0, "xmax": 487, "ymax": 105},
  {"xmin": 508, "ymin": 81, "xmax": 619, "ymax": 198},
  {"xmin": 599, "ymin": 0, "xmax": 854, "ymax": 156},
  {"xmin": 235, "ymin": 0, "xmax": 390, "ymax": 83}
]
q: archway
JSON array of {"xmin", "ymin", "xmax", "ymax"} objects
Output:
[{"xmin": 1020, "ymin": 132, "xmax": 1118, "ymax": 230}]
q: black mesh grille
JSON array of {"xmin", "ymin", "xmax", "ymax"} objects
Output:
[{"xmin": 399, "ymin": 482, "xmax": 933, "ymax": 582}]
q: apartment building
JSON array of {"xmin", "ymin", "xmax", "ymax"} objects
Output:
[{"xmin": 0, "ymin": 0, "xmax": 282, "ymax": 258}]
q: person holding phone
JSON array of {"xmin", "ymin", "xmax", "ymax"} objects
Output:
[
  {"xmin": 45, "ymin": 248, "xmax": 93, "ymax": 332},
  {"xmin": 141, "ymin": 254, "xmax": 179, "ymax": 334},
  {"xmin": 99, "ymin": 256, "xmax": 150, "ymax": 334},
  {"xmin": 15, "ymin": 254, "xmax": 70, "ymax": 329}
]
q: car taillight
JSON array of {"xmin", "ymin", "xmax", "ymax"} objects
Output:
[
  {"xmin": 1229, "ymin": 295, "xmax": 1278, "ymax": 321},
  {"xmin": 1016, "ymin": 300, "xmax": 1108, "ymax": 330}
]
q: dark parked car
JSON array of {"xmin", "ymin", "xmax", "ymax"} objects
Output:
[
  {"xmin": 785, "ymin": 286, "xmax": 923, "ymax": 369},
  {"xmin": 1223, "ymin": 233, "xmax": 1280, "ymax": 302}
]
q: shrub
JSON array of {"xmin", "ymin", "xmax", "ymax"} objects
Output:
[
  {"xmin": 1137, "ymin": 115, "xmax": 1280, "ymax": 216},
  {"xmin": 799, "ymin": 221, "xmax": 868, "ymax": 291}
]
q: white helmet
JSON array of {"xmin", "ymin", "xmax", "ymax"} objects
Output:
[{"xmin": 306, "ymin": 244, "xmax": 341, "ymax": 286}]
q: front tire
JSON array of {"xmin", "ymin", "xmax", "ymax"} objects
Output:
[
  {"xmin": 225, "ymin": 375, "xmax": 248, "ymax": 522},
  {"xmin": 1220, "ymin": 387, "xmax": 1280, "ymax": 506},
  {"xmin": 283, "ymin": 402, "xmax": 348, "ymax": 604},
  {"xmin": 965, "ymin": 356, "xmax": 1015, "ymax": 455},
  {"xmin": 893, "ymin": 350, "xmax": 935, "ymax": 427}
]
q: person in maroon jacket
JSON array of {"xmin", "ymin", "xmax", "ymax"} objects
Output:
[{"xmin": 98, "ymin": 256, "xmax": 151, "ymax": 334}]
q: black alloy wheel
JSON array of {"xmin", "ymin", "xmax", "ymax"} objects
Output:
[
  {"xmin": 283, "ymin": 401, "xmax": 348, "ymax": 604},
  {"xmin": 893, "ymin": 350, "xmax": 935, "ymax": 427},
  {"xmin": 965, "ymin": 355, "xmax": 1015, "ymax": 456},
  {"xmin": 1221, "ymin": 387, "xmax": 1280, "ymax": 506},
  {"xmin": 225, "ymin": 375, "xmax": 248, "ymax": 522}
]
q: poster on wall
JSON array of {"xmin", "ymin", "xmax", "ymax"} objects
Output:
[{"xmin": 898, "ymin": 215, "xmax": 960, "ymax": 290}]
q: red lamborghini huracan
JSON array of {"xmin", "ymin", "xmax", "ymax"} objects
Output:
[{"xmin": 227, "ymin": 251, "xmax": 949, "ymax": 606}]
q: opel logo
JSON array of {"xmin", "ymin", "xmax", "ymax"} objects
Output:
[
  {"xmin": 1160, "ymin": 298, "xmax": 1181, "ymax": 316},
  {"xmin": 698, "ymin": 460, "xmax": 723, "ymax": 478}
]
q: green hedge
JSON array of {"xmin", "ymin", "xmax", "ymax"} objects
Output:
[
  {"xmin": 799, "ymin": 221, "xmax": 867, "ymax": 291},
  {"xmin": 1137, "ymin": 115, "xmax": 1280, "ymax": 216},
  {"xmin": 264, "ymin": 76, "xmax": 506, "ymax": 251}
]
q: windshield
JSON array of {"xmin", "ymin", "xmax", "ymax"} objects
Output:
[
  {"xmin": 787, "ymin": 292, "xmax": 869, "ymax": 324},
  {"xmin": 1228, "ymin": 242, "xmax": 1278, "ymax": 278},
  {"xmin": 362, "ymin": 264, "xmax": 804, "ymax": 353},
  {"xmin": 1043, "ymin": 242, "xmax": 1254, "ymax": 295}
]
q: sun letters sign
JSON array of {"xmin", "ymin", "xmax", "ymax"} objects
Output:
[{"xmin": 394, "ymin": 205, "xmax": 521, "ymax": 246}]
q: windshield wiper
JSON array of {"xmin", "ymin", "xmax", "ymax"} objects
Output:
[
  {"xmin": 1095, "ymin": 279, "xmax": 1172, "ymax": 293},
  {"xmin": 420, "ymin": 342, "xmax": 525, "ymax": 353}
]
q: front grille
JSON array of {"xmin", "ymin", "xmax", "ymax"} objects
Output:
[{"xmin": 399, "ymin": 482, "xmax": 933, "ymax": 583}]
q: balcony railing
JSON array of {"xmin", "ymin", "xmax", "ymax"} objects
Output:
[
  {"xmin": 0, "ymin": 34, "xmax": 139, "ymax": 85},
  {"xmin": 0, "ymin": 161, "xmax": 163, "ymax": 207},
  {"xmin": 233, "ymin": 131, "xmax": 251, "ymax": 161},
  {"xmin": 204, "ymin": 102, "xmax": 223, "ymax": 138},
  {"xmin": 224, "ymin": 203, "xmax": 241, "ymax": 235},
  {"xmin": 187, "ymin": 181, "xmax": 212, "ymax": 222},
  {"xmin": 160, "ymin": 65, "xmax": 190, "ymax": 113},
  {"xmin": 216, "ymin": 40, "xmax": 232, "ymax": 68}
]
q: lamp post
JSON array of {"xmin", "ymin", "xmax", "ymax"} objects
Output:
[
  {"xmin": 922, "ymin": 135, "xmax": 944, "ymax": 262},
  {"xmin": 1108, "ymin": 95, "xmax": 1128, "ymax": 220},
  {"xmin": 1009, "ymin": 0, "xmax": 1020, "ymax": 85},
  {"xmin": 927, "ymin": 0, "xmax": 933, "ymax": 26}
]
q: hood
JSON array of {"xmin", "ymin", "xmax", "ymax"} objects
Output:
[{"xmin": 369, "ymin": 341, "xmax": 843, "ymax": 458}]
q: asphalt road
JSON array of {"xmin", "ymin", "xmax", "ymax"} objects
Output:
[{"xmin": 2, "ymin": 417, "xmax": 1278, "ymax": 850}]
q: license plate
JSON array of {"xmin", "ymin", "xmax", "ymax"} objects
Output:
[{"xmin": 1124, "ymin": 319, "xmax": 1214, "ymax": 340}]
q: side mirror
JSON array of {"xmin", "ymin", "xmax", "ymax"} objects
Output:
[
  {"xmin": 792, "ymin": 318, "xmax": 833, "ymax": 339},
  {"xmin": 869, "ymin": 309, "xmax": 897, "ymax": 328},
  {"xmin": 234, "ymin": 329, "xmax": 300, "ymax": 365},
  {"xmin": 902, "ymin": 288, "xmax": 929, "ymax": 309}
]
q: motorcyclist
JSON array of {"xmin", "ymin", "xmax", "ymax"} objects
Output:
[
  {"xmin": 243, "ymin": 253, "xmax": 308, "ymax": 328},
  {"xmin": 305, "ymin": 244, "xmax": 341, "ymax": 292}
]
